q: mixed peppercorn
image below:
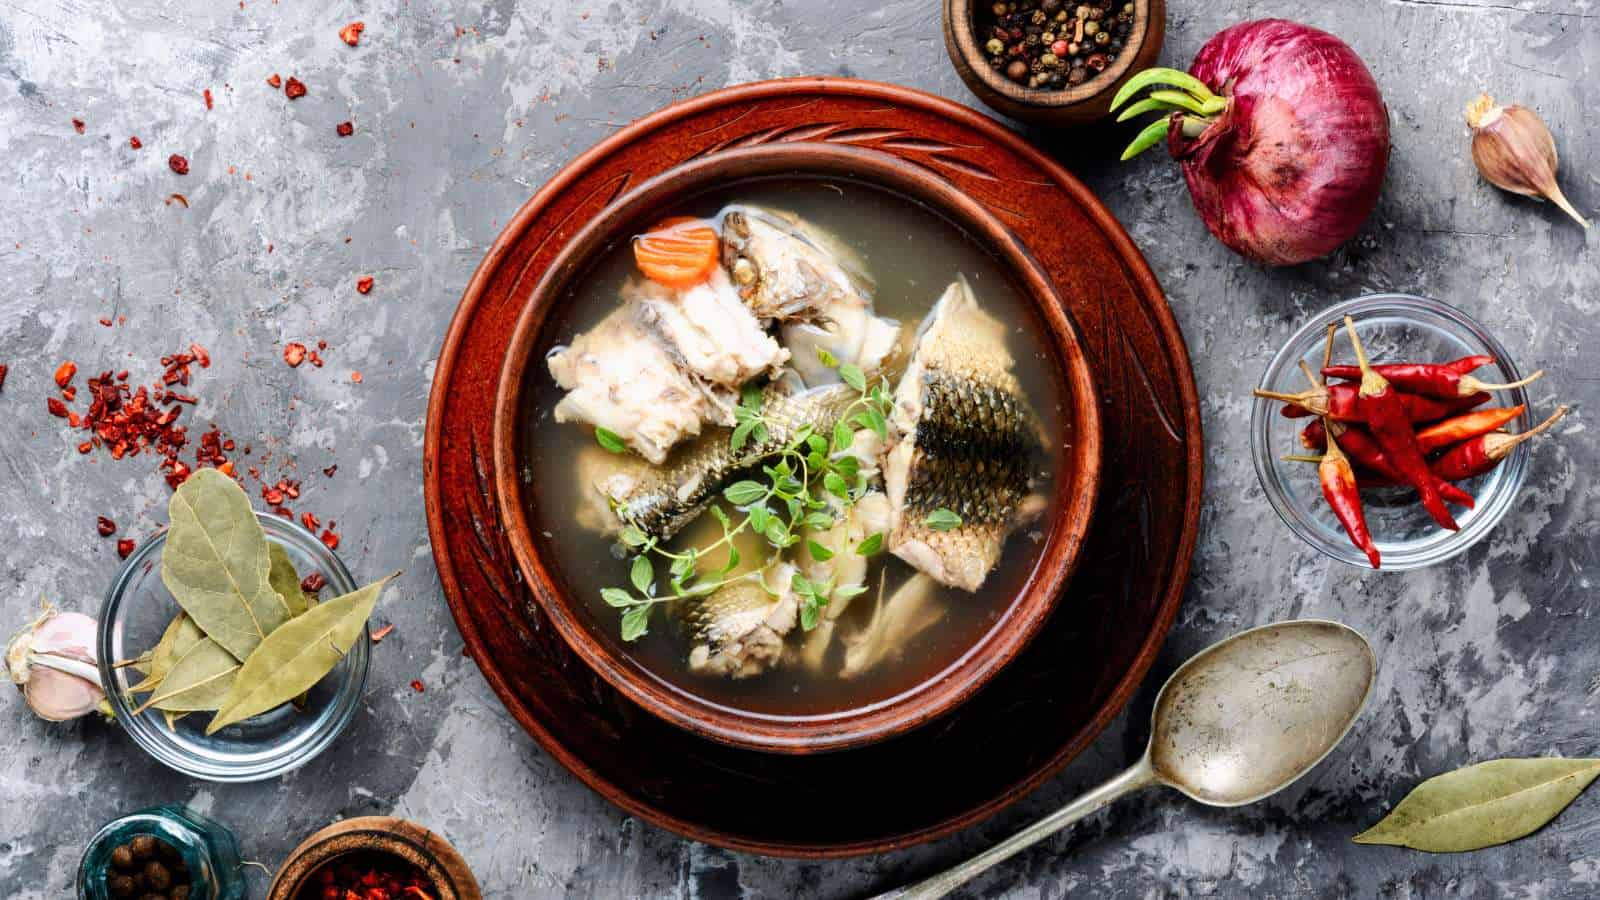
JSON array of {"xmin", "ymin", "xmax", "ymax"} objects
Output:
[
  {"xmin": 978, "ymin": 1, "xmax": 1136, "ymax": 90},
  {"xmin": 300, "ymin": 854, "xmax": 436, "ymax": 900},
  {"xmin": 103, "ymin": 834, "xmax": 195, "ymax": 899},
  {"xmin": 1258, "ymin": 319, "xmax": 1561, "ymax": 568}
]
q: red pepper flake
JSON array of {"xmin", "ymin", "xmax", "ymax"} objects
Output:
[
  {"xmin": 54, "ymin": 361, "xmax": 77, "ymax": 388},
  {"xmin": 300, "ymin": 511, "xmax": 320, "ymax": 531},
  {"xmin": 300, "ymin": 571, "xmax": 328, "ymax": 593},
  {"xmin": 323, "ymin": 464, "xmax": 337, "ymax": 477},
  {"xmin": 77, "ymin": 441, "xmax": 93, "ymax": 454},
  {"xmin": 0, "ymin": 364, "xmax": 7, "ymax": 392},
  {"xmin": 410, "ymin": 680, "xmax": 425, "ymax": 693},
  {"xmin": 370, "ymin": 623, "xmax": 395, "ymax": 643},
  {"xmin": 96, "ymin": 516, "xmax": 117, "ymax": 537},
  {"xmin": 165, "ymin": 193, "xmax": 190, "ymax": 208},
  {"xmin": 319, "ymin": 528, "xmax": 340, "ymax": 550},
  {"xmin": 47, "ymin": 397, "xmax": 69, "ymax": 418},
  {"xmin": 336, "ymin": 121, "xmax": 354, "ymax": 137},
  {"xmin": 284, "ymin": 76, "xmax": 307, "ymax": 100},
  {"xmin": 129, "ymin": 136, "xmax": 142, "ymax": 150},
  {"xmin": 339, "ymin": 21, "xmax": 365, "ymax": 46},
  {"xmin": 203, "ymin": 88, "xmax": 214, "ymax": 110},
  {"xmin": 116, "ymin": 538, "xmax": 136, "ymax": 559},
  {"xmin": 168, "ymin": 154, "xmax": 189, "ymax": 175},
  {"xmin": 283, "ymin": 342, "xmax": 307, "ymax": 367},
  {"xmin": 98, "ymin": 317, "xmax": 113, "ymax": 327},
  {"xmin": 262, "ymin": 486, "xmax": 285, "ymax": 505},
  {"xmin": 189, "ymin": 343, "xmax": 210, "ymax": 368},
  {"xmin": 355, "ymin": 275, "xmax": 373, "ymax": 294},
  {"xmin": 72, "ymin": 118, "xmax": 85, "ymax": 134},
  {"xmin": 266, "ymin": 73, "xmax": 282, "ymax": 88},
  {"xmin": 350, "ymin": 371, "xmax": 363, "ymax": 384}
]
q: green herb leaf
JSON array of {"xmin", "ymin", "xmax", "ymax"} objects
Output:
[
  {"xmin": 807, "ymin": 540, "xmax": 835, "ymax": 562},
  {"xmin": 601, "ymin": 587, "xmax": 634, "ymax": 608},
  {"xmin": 722, "ymin": 546, "xmax": 741, "ymax": 574},
  {"xmin": 832, "ymin": 421, "xmax": 854, "ymax": 453},
  {"xmin": 670, "ymin": 551, "xmax": 696, "ymax": 581},
  {"xmin": 925, "ymin": 508, "xmax": 963, "ymax": 531},
  {"xmin": 723, "ymin": 480, "xmax": 767, "ymax": 506},
  {"xmin": 764, "ymin": 521, "xmax": 790, "ymax": 548},
  {"xmin": 268, "ymin": 543, "xmax": 311, "ymax": 618},
  {"xmin": 799, "ymin": 599, "xmax": 822, "ymax": 632},
  {"xmin": 730, "ymin": 419, "xmax": 756, "ymax": 452},
  {"xmin": 619, "ymin": 525, "xmax": 648, "ymax": 549},
  {"xmin": 747, "ymin": 505, "xmax": 772, "ymax": 534},
  {"xmin": 135, "ymin": 637, "xmax": 240, "ymax": 714},
  {"xmin": 816, "ymin": 347, "xmax": 839, "ymax": 368},
  {"xmin": 630, "ymin": 556, "xmax": 653, "ymax": 594},
  {"xmin": 1353, "ymin": 758, "xmax": 1600, "ymax": 853},
  {"xmin": 839, "ymin": 363, "xmax": 866, "ymax": 392},
  {"xmin": 856, "ymin": 533, "xmax": 885, "ymax": 556},
  {"xmin": 740, "ymin": 382, "xmax": 764, "ymax": 412},
  {"xmin": 806, "ymin": 433, "xmax": 828, "ymax": 456},
  {"xmin": 833, "ymin": 584, "xmax": 868, "ymax": 601},
  {"xmin": 833, "ymin": 454, "xmax": 861, "ymax": 480},
  {"xmin": 594, "ymin": 427, "xmax": 627, "ymax": 454},
  {"xmin": 804, "ymin": 511, "xmax": 835, "ymax": 531},
  {"xmin": 620, "ymin": 605, "xmax": 651, "ymax": 642},
  {"xmin": 823, "ymin": 472, "xmax": 849, "ymax": 499},
  {"xmin": 855, "ymin": 407, "xmax": 888, "ymax": 440},
  {"xmin": 161, "ymin": 468, "xmax": 290, "ymax": 661},
  {"xmin": 206, "ymin": 574, "xmax": 395, "ymax": 734},
  {"xmin": 752, "ymin": 421, "xmax": 770, "ymax": 443},
  {"xmin": 708, "ymin": 506, "xmax": 731, "ymax": 529}
]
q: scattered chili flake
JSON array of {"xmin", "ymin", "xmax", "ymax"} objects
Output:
[
  {"xmin": 96, "ymin": 516, "xmax": 117, "ymax": 537},
  {"xmin": 300, "ymin": 571, "xmax": 328, "ymax": 593},
  {"xmin": 165, "ymin": 193, "xmax": 190, "ymax": 208},
  {"xmin": 336, "ymin": 121, "xmax": 354, "ymax": 137},
  {"xmin": 47, "ymin": 397, "xmax": 69, "ymax": 418},
  {"xmin": 54, "ymin": 361, "xmax": 77, "ymax": 388},
  {"xmin": 72, "ymin": 118, "xmax": 85, "ymax": 134},
  {"xmin": 0, "ymin": 364, "xmax": 8, "ymax": 392},
  {"xmin": 300, "ymin": 511, "xmax": 320, "ymax": 531},
  {"xmin": 320, "ymin": 528, "xmax": 340, "ymax": 550},
  {"xmin": 323, "ymin": 464, "xmax": 337, "ymax": 477},
  {"xmin": 307, "ymin": 349, "xmax": 324, "ymax": 368},
  {"xmin": 99, "ymin": 317, "xmax": 113, "ymax": 326},
  {"xmin": 266, "ymin": 73, "xmax": 282, "ymax": 88},
  {"xmin": 339, "ymin": 21, "xmax": 365, "ymax": 46},
  {"xmin": 168, "ymin": 154, "xmax": 189, "ymax": 175},
  {"xmin": 129, "ymin": 136, "xmax": 142, "ymax": 150},
  {"xmin": 350, "ymin": 371, "xmax": 363, "ymax": 384},
  {"xmin": 262, "ymin": 486, "xmax": 285, "ymax": 505},
  {"xmin": 77, "ymin": 441, "xmax": 93, "ymax": 454},
  {"xmin": 189, "ymin": 343, "xmax": 210, "ymax": 368},
  {"xmin": 203, "ymin": 88, "xmax": 214, "ymax": 110},
  {"xmin": 410, "ymin": 680, "xmax": 425, "ymax": 693},
  {"xmin": 284, "ymin": 77, "xmax": 307, "ymax": 100},
  {"xmin": 283, "ymin": 342, "xmax": 307, "ymax": 367},
  {"xmin": 370, "ymin": 623, "xmax": 395, "ymax": 643},
  {"xmin": 116, "ymin": 538, "xmax": 136, "ymax": 559},
  {"xmin": 355, "ymin": 275, "xmax": 374, "ymax": 294}
]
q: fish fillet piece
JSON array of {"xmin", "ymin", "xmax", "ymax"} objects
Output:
[
  {"xmin": 796, "ymin": 490, "xmax": 892, "ymax": 673},
  {"xmin": 626, "ymin": 268, "xmax": 790, "ymax": 388},
  {"xmin": 546, "ymin": 306, "xmax": 713, "ymax": 465},
  {"xmin": 842, "ymin": 572, "xmax": 944, "ymax": 679},
  {"xmin": 884, "ymin": 277, "xmax": 1043, "ymax": 592},
  {"xmin": 684, "ymin": 564, "xmax": 797, "ymax": 679}
]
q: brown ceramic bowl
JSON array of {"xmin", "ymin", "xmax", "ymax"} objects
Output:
[
  {"xmin": 944, "ymin": 0, "xmax": 1165, "ymax": 125},
  {"xmin": 493, "ymin": 142, "xmax": 1102, "ymax": 754},
  {"xmin": 266, "ymin": 816, "xmax": 481, "ymax": 900}
]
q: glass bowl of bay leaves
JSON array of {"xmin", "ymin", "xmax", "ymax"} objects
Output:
[{"xmin": 98, "ymin": 474, "xmax": 376, "ymax": 782}]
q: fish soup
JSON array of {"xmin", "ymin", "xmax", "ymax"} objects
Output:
[{"xmin": 521, "ymin": 176, "xmax": 1070, "ymax": 717}]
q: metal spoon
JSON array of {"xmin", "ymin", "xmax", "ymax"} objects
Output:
[{"xmin": 875, "ymin": 619, "xmax": 1376, "ymax": 900}]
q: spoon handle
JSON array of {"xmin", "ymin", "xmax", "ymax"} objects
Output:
[{"xmin": 873, "ymin": 757, "xmax": 1158, "ymax": 900}]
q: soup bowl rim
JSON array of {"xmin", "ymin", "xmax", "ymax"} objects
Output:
[{"xmin": 492, "ymin": 142, "xmax": 1103, "ymax": 754}]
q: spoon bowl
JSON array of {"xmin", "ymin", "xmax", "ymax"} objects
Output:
[{"xmin": 878, "ymin": 619, "xmax": 1376, "ymax": 899}]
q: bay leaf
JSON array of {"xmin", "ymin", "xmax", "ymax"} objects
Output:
[
  {"xmin": 161, "ymin": 468, "xmax": 290, "ymax": 660},
  {"xmin": 207, "ymin": 574, "xmax": 395, "ymax": 734},
  {"xmin": 134, "ymin": 637, "xmax": 240, "ymax": 714},
  {"xmin": 127, "ymin": 614, "xmax": 204, "ymax": 695},
  {"xmin": 1354, "ymin": 757, "xmax": 1600, "ymax": 852},
  {"xmin": 268, "ymin": 543, "xmax": 311, "ymax": 618},
  {"xmin": 163, "ymin": 710, "xmax": 187, "ymax": 731}
]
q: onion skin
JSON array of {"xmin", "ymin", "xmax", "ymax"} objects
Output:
[{"xmin": 1168, "ymin": 20, "xmax": 1390, "ymax": 265}]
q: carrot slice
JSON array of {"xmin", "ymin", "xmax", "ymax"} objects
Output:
[{"xmin": 633, "ymin": 216, "xmax": 719, "ymax": 288}]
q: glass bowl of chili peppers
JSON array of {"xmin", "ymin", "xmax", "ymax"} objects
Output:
[{"xmin": 1251, "ymin": 293, "xmax": 1557, "ymax": 571}]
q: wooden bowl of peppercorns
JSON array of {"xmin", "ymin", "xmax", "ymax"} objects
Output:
[{"xmin": 944, "ymin": 0, "xmax": 1165, "ymax": 125}]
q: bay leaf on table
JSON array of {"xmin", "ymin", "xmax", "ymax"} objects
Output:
[
  {"xmin": 134, "ymin": 637, "xmax": 240, "ymax": 714},
  {"xmin": 161, "ymin": 468, "xmax": 290, "ymax": 660},
  {"xmin": 268, "ymin": 542, "xmax": 312, "ymax": 618},
  {"xmin": 206, "ymin": 574, "xmax": 395, "ymax": 734},
  {"xmin": 1354, "ymin": 757, "xmax": 1600, "ymax": 852},
  {"xmin": 127, "ymin": 614, "xmax": 205, "ymax": 695}
]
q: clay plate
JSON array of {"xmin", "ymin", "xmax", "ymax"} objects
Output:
[
  {"xmin": 424, "ymin": 77, "xmax": 1202, "ymax": 857},
  {"xmin": 492, "ymin": 143, "xmax": 1103, "ymax": 753}
]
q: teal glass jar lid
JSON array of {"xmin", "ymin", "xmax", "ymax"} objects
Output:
[{"xmin": 77, "ymin": 805, "xmax": 245, "ymax": 900}]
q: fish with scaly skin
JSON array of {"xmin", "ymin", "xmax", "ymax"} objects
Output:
[
  {"xmin": 884, "ymin": 277, "xmax": 1046, "ymax": 592},
  {"xmin": 593, "ymin": 383, "xmax": 858, "ymax": 542},
  {"xmin": 683, "ymin": 564, "xmax": 797, "ymax": 679}
]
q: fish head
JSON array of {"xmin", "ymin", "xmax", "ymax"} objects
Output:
[{"xmin": 719, "ymin": 206, "xmax": 872, "ymax": 322}]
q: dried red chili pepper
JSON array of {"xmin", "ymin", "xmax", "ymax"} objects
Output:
[
  {"xmin": 283, "ymin": 343, "xmax": 307, "ymax": 367},
  {"xmin": 356, "ymin": 275, "xmax": 373, "ymax": 294},
  {"xmin": 116, "ymin": 538, "xmax": 136, "ymax": 559},
  {"xmin": 339, "ymin": 21, "xmax": 365, "ymax": 46},
  {"xmin": 284, "ymin": 77, "xmax": 307, "ymax": 99},
  {"xmin": 1433, "ymin": 406, "xmax": 1569, "ymax": 482},
  {"xmin": 1270, "ymin": 383, "xmax": 1489, "ymax": 423},
  {"xmin": 1311, "ymin": 428, "xmax": 1379, "ymax": 568},
  {"xmin": 168, "ymin": 154, "xmax": 189, "ymax": 175},
  {"xmin": 1343, "ymin": 316, "xmax": 1460, "ymax": 531},
  {"xmin": 336, "ymin": 121, "xmax": 354, "ymax": 137},
  {"xmin": 96, "ymin": 516, "xmax": 117, "ymax": 537},
  {"xmin": 1321, "ymin": 355, "xmax": 1543, "ymax": 401},
  {"xmin": 54, "ymin": 361, "xmax": 77, "ymax": 388},
  {"xmin": 1303, "ymin": 420, "xmax": 1474, "ymax": 508},
  {"xmin": 1415, "ymin": 405, "xmax": 1526, "ymax": 454}
]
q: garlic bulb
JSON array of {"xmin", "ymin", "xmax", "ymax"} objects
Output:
[
  {"xmin": 5, "ymin": 604, "xmax": 107, "ymax": 722},
  {"xmin": 1466, "ymin": 94, "xmax": 1589, "ymax": 228}
]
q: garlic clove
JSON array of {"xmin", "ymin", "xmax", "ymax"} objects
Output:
[
  {"xmin": 1466, "ymin": 93, "xmax": 1590, "ymax": 228},
  {"xmin": 25, "ymin": 661, "xmax": 105, "ymax": 721},
  {"xmin": 6, "ymin": 603, "xmax": 107, "ymax": 722}
]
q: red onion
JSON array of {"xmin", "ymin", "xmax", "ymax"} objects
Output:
[{"xmin": 1112, "ymin": 20, "xmax": 1390, "ymax": 266}]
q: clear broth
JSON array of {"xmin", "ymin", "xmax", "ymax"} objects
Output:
[{"xmin": 521, "ymin": 177, "xmax": 1068, "ymax": 717}]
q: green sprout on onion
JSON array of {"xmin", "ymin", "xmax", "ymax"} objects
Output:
[{"xmin": 1109, "ymin": 67, "xmax": 1228, "ymax": 161}]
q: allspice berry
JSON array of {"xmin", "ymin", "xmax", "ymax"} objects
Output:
[
  {"xmin": 107, "ymin": 874, "xmax": 137, "ymax": 898},
  {"xmin": 129, "ymin": 835, "xmax": 158, "ymax": 860},
  {"xmin": 110, "ymin": 844, "xmax": 136, "ymax": 870},
  {"xmin": 143, "ymin": 860, "xmax": 172, "ymax": 891},
  {"xmin": 172, "ymin": 885, "xmax": 192, "ymax": 900}
]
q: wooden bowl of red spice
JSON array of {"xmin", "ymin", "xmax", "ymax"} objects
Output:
[
  {"xmin": 267, "ymin": 817, "xmax": 481, "ymax": 900},
  {"xmin": 944, "ymin": 0, "xmax": 1165, "ymax": 125}
]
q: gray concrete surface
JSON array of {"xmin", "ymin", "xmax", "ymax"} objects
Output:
[{"xmin": 2, "ymin": 0, "xmax": 1596, "ymax": 897}]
